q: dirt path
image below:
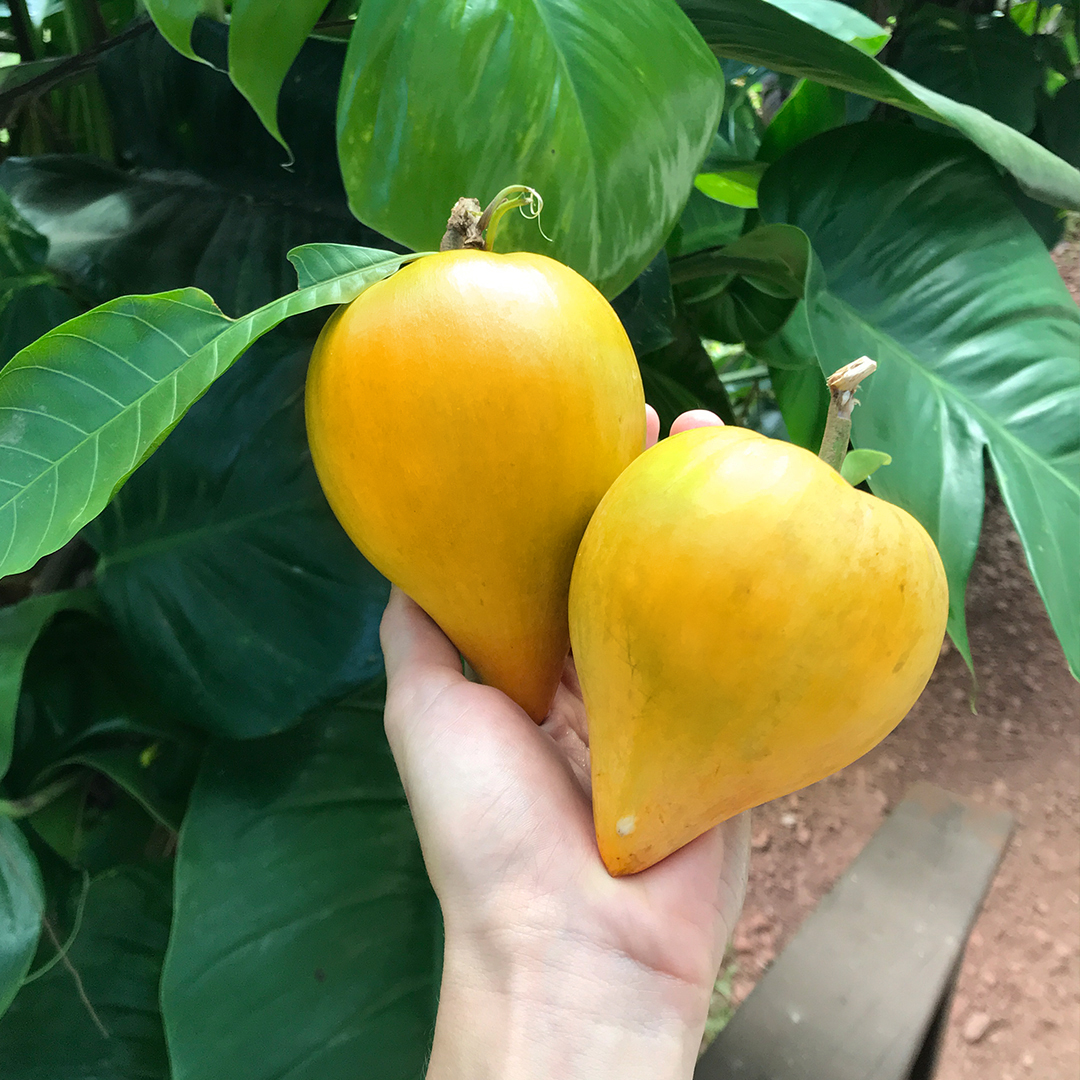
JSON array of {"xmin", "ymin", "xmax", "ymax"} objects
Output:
[{"xmin": 725, "ymin": 240, "xmax": 1080, "ymax": 1079}]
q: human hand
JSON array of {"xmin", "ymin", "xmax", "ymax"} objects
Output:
[{"xmin": 380, "ymin": 405, "xmax": 750, "ymax": 1079}]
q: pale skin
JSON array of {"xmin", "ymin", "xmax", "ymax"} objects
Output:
[{"xmin": 380, "ymin": 406, "xmax": 750, "ymax": 1079}]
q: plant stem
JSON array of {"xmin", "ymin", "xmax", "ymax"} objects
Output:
[
  {"xmin": 0, "ymin": 773, "xmax": 82, "ymax": 819},
  {"xmin": 439, "ymin": 186, "xmax": 546, "ymax": 252},
  {"xmin": 817, "ymin": 356, "xmax": 877, "ymax": 473}
]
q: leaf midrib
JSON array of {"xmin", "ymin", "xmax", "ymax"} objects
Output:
[
  {"xmin": 94, "ymin": 498, "xmax": 317, "ymax": 571},
  {"xmin": 821, "ymin": 292, "xmax": 1080, "ymax": 499}
]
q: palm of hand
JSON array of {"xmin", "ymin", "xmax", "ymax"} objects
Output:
[{"xmin": 381, "ymin": 407, "xmax": 749, "ymax": 1005}]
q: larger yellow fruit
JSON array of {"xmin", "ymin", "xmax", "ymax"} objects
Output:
[
  {"xmin": 569, "ymin": 426, "xmax": 948, "ymax": 875},
  {"xmin": 305, "ymin": 248, "xmax": 645, "ymax": 722}
]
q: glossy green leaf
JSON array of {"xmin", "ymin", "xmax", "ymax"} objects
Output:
[
  {"xmin": 673, "ymin": 223, "xmax": 813, "ymax": 348},
  {"xmin": 757, "ymin": 78, "xmax": 846, "ymax": 163},
  {"xmin": 759, "ymin": 123, "xmax": 1080, "ymax": 674},
  {"xmin": 695, "ymin": 169, "xmax": 762, "ymax": 209},
  {"xmin": 0, "ymin": 589, "xmax": 100, "ymax": 779},
  {"xmin": 0, "ymin": 245, "xmax": 415, "ymax": 579},
  {"xmin": 841, "ymin": 448, "xmax": 891, "ymax": 487},
  {"xmin": 144, "ymin": 0, "xmax": 214, "ymax": 62},
  {"xmin": 610, "ymin": 251, "xmax": 676, "ymax": 358},
  {"xmin": 761, "ymin": 0, "xmax": 890, "ymax": 53},
  {"xmin": 892, "ymin": 3, "xmax": 1043, "ymax": 133},
  {"xmin": 9, "ymin": 610, "xmax": 202, "ymax": 858},
  {"xmin": 0, "ymin": 864, "xmax": 172, "ymax": 1079},
  {"xmin": 338, "ymin": 0, "xmax": 723, "ymax": 298},
  {"xmin": 679, "ymin": 0, "xmax": 1080, "ymax": 208},
  {"xmin": 161, "ymin": 681, "xmax": 441, "ymax": 1080},
  {"xmin": 228, "ymin": 0, "xmax": 328, "ymax": 151},
  {"xmin": 0, "ymin": 819, "xmax": 43, "ymax": 1019},
  {"xmin": 88, "ymin": 336, "xmax": 391, "ymax": 739},
  {"xmin": 0, "ymin": 156, "xmax": 400, "ymax": 319}
]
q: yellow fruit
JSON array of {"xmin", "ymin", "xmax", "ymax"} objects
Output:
[
  {"xmin": 305, "ymin": 248, "xmax": 645, "ymax": 721},
  {"xmin": 569, "ymin": 426, "xmax": 948, "ymax": 875}
]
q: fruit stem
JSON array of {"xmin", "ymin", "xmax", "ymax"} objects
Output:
[
  {"xmin": 439, "ymin": 186, "xmax": 547, "ymax": 252},
  {"xmin": 818, "ymin": 356, "xmax": 877, "ymax": 473}
]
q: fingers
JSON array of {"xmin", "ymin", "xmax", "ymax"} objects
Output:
[
  {"xmin": 645, "ymin": 404, "xmax": 660, "ymax": 449},
  {"xmin": 644, "ymin": 404, "xmax": 725, "ymax": 449},
  {"xmin": 670, "ymin": 409, "xmax": 724, "ymax": 437},
  {"xmin": 380, "ymin": 586, "xmax": 464, "ymax": 689}
]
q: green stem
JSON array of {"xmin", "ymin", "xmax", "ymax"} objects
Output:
[
  {"xmin": 477, "ymin": 185, "xmax": 546, "ymax": 250},
  {"xmin": 817, "ymin": 356, "xmax": 877, "ymax": 473},
  {"xmin": 0, "ymin": 773, "xmax": 82, "ymax": 819}
]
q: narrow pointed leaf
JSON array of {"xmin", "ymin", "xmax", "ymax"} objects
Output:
[{"xmin": 0, "ymin": 246, "xmax": 415, "ymax": 579}]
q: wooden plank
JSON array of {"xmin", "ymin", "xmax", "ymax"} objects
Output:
[{"xmin": 695, "ymin": 782, "xmax": 1013, "ymax": 1080}]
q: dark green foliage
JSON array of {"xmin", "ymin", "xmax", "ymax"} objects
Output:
[{"xmin": 0, "ymin": 3, "xmax": 1076, "ymax": 1076}]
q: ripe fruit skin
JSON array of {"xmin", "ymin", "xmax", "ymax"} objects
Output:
[
  {"xmin": 306, "ymin": 248, "xmax": 645, "ymax": 722},
  {"xmin": 569, "ymin": 426, "xmax": 948, "ymax": 875}
]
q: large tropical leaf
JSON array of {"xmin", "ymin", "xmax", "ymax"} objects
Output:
[
  {"xmin": 0, "ymin": 819, "xmax": 43, "ymax": 1019},
  {"xmin": 679, "ymin": 0, "xmax": 1080, "ymax": 209},
  {"xmin": 88, "ymin": 336, "xmax": 389, "ymax": 739},
  {"xmin": 891, "ymin": 2, "xmax": 1043, "ymax": 133},
  {"xmin": 0, "ymin": 155, "xmax": 397, "ymax": 320},
  {"xmin": 0, "ymin": 589, "xmax": 100, "ymax": 778},
  {"xmin": 0, "ymin": 864, "xmax": 172, "ymax": 1079},
  {"xmin": 0, "ymin": 244, "xmax": 416, "ymax": 580},
  {"xmin": 9, "ymin": 609, "xmax": 204, "ymax": 834},
  {"xmin": 337, "ymin": 0, "xmax": 724, "ymax": 298},
  {"xmin": 758, "ymin": 123, "xmax": 1080, "ymax": 675},
  {"xmin": 161, "ymin": 681, "xmax": 441, "ymax": 1080}
]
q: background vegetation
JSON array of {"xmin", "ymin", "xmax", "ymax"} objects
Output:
[{"xmin": 0, "ymin": 2, "xmax": 1076, "ymax": 1076}]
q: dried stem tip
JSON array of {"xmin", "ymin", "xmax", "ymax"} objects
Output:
[
  {"xmin": 440, "ymin": 197, "xmax": 485, "ymax": 252},
  {"xmin": 826, "ymin": 355, "xmax": 877, "ymax": 421},
  {"xmin": 818, "ymin": 355, "xmax": 877, "ymax": 474}
]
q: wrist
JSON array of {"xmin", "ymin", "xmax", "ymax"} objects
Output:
[{"xmin": 426, "ymin": 927, "xmax": 708, "ymax": 1080}]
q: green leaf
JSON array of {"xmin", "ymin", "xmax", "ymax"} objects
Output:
[
  {"xmin": 679, "ymin": 0, "xmax": 1080, "ymax": 209},
  {"xmin": 337, "ymin": 0, "xmax": 724, "ymax": 298},
  {"xmin": 88, "ymin": 335, "xmax": 391, "ymax": 739},
  {"xmin": 0, "ymin": 589, "xmax": 100, "ymax": 780},
  {"xmin": 840, "ymin": 448, "xmax": 892, "ymax": 487},
  {"xmin": 161, "ymin": 681, "xmax": 441, "ymax": 1080},
  {"xmin": 759, "ymin": 123, "xmax": 1080, "ymax": 675},
  {"xmin": 0, "ymin": 864, "xmax": 172, "ymax": 1079},
  {"xmin": 672, "ymin": 223, "xmax": 813, "ymax": 347},
  {"xmin": 695, "ymin": 169, "xmax": 762, "ymax": 209},
  {"xmin": 144, "ymin": 0, "xmax": 215, "ymax": 62},
  {"xmin": 0, "ymin": 245, "xmax": 415, "ymax": 580},
  {"xmin": 892, "ymin": 3, "xmax": 1043, "ymax": 133},
  {"xmin": 227, "ymin": 0, "xmax": 328, "ymax": 152},
  {"xmin": 0, "ymin": 155, "xmax": 399, "ymax": 319},
  {"xmin": 757, "ymin": 78, "xmax": 846, "ymax": 163},
  {"xmin": 610, "ymin": 251, "xmax": 676, "ymax": 358},
  {"xmin": 8, "ymin": 609, "xmax": 203, "ymax": 860},
  {"xmin": 760, "ymin": 0, "xmax": 891, "ymax": 53},
  {"xmin": 1040, "ymin": 80, "xmax": 1080, "ymax": 169},
  {"xmin": 751, "ymin": 303, "xmax": 829, "ymax": 450},
  {"xmin": 0, "ymin": 819, "xmax": 43, "ymax": 1019}
]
